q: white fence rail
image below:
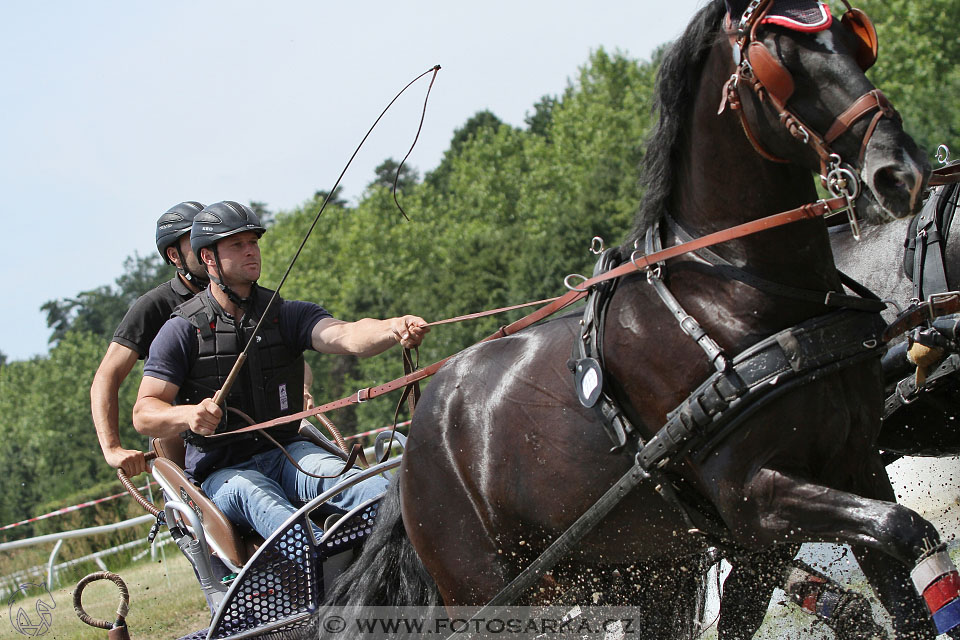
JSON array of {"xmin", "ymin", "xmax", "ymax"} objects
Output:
[
  {"xmin": 0, "ymin": 513, "xmax": 159, "ymax": 597},
  {"xmin": 0, "ymin": 438, "xmax": 400, "ymax": 599}
]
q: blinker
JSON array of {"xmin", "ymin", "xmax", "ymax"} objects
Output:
[{"xmin": 841, "ymin": 8, "xmax": 878, "ymax": 71}]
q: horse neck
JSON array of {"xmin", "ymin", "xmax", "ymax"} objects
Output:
[{"xmin": 671, "ymin": 39, "xmax": 840, "ymax": 293}]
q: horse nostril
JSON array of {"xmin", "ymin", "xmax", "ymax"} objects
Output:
[
  {"xmin": 874, "ymin": 166, "xmax": 911, "ymax": 197},
  {"xmin": 868, "ymin": 161, "xmax": 923, "ymax": 217}
]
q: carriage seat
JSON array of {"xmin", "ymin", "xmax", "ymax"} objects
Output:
[{"xmin": 151, "ymin": 436, "xmax": 261, "ymax": 570}]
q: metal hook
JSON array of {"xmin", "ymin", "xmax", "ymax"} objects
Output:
[
  {"xmin": 936, "ymin": 144, "xmax": 951, "ymax": 166},
  {"xmin": 563, "ymin": 273, "xmax": 590, "ymax": 293},
  {"xmin": 590, "ymin": 236, "xmax": 605, "ymax": 255},
  {"xmin": 629, "ymin": 249, "xmax": 662, "ymax": 282}
]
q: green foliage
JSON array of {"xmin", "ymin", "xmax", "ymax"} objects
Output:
[
  {"xmin": 42, "ymin": 252, "xmax": 173, "ymax": 346},
  {"xmin": 370, "ymin": 158, "xmax": 420, "ymax": 193},
  {"xmin": 0, "ymin": 331, "xmax": 133, "ymax": 530},
  {"xmin": 425, "ymin": 109, "xmax": 508, "ymax": 192},
  {"xmin": 860, "ymin": 0, "xmax": 960, "ymax": 155},
  {"xmin": 249, "ymin": 200, "xmax": 275, "ymax": 227}
]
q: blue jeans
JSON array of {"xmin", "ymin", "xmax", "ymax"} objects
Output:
[{"xmin": 201, "ymin": 440, "xmax": 388, "ymax": 542}]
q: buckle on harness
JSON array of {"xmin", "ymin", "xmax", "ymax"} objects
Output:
[{"xmin": 895, "ymin": 377, "xmax": 918, "ymax": 405}]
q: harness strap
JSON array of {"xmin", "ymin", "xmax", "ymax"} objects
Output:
[
  {"xmin": 221, "ymin": 196, "xmax": 852, "ymax": 438},
  {"xmin": 638, "ymin": 309, "xmax": 885, "ymax": 470},
  {"xmin": 931, "ymin": 163, "xmax": 960, "ymax": 187},
  {"xmin": 571, "ymin": 248, "xmax": 634, "ymax": 449},
  {"xmin": 882, "ymin": 293, "xmax": 960, "ymax": 342},
  {"xmin": 823, "ymin": 90, "xmax": 895, "ymax": 144},
  {"xmin": 646, "ymin": 224, "xmax": 729, "ymax": 371},
  {"xmin": 883, "ymin": 354, "xmax": 960, "ymax": 420},
  {"xmin": 663, "ymin": 214, "xmax": 886, "ymax": 312}
]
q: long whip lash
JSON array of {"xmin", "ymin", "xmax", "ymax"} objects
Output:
[{"xmin": 212, "ymin": 65, "xmax": 442, "ymax": 406}]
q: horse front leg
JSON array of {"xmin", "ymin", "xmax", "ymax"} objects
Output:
[
  {"xmin": 726, "ymin": 467, "xmax": 955, "ymax": 639},
  {"xmin": 848, "ymin": 456, "xmax": 960, "ymax": 640}
]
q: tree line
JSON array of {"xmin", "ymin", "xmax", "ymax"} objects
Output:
[{"xmin": 1, "ymin": 0, "xmax": 957, "ymax": 534}]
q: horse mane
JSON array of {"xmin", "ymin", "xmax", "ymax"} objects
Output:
[{"xmin": 626, "ymin": 0, "xmax": 727, "ymax": 247}]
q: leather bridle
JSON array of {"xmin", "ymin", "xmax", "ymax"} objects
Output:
[{"xmin": 719, "ymin": 0, "xmax": 895, "ymax": 238}]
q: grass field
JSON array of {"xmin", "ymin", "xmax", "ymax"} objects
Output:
[{"xmin": 3, "ymin": 549, "xmax": 211, "ymax": 639}]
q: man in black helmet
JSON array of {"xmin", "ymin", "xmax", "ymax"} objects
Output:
[
  {"xmin": 91, "ymin": 202, "xmax": 210, "ymax": 478},
  {"xmin": 133, "ymin": 201, "xmax": 428, "ymax": 541}
]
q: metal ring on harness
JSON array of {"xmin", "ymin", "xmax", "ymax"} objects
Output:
[
  {"xmin": 937, "ymin": 144, "xmax": 951, "ymax": 166},
  {"xmin": 628, "ymin": 249, "xmax": 662, "ymax": 281},
  {"xmin": 883, "ymin": 298, "xmax": 904, "ymax": 314},
  {"xmin": 590, "ymin": 236, "xmax": 605, "ymax": 255},
  {"xmin": 826, "ymin": 154, "xmax": 862, "ymax": 200},
  {"xmin": 74, "ymin": 571, "xmax": 130, "ymax": 632},
  {"xmin": 563, "ymin": 273, "xmax": 590, "ymax": 293},
  {"xmin": 825, "ymin": 157, "xmax": 863, "ymax": 240}
]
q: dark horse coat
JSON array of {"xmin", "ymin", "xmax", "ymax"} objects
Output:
[{"xmin": 327, "ymin": 2, "xmax": 938, "ymax": 638}]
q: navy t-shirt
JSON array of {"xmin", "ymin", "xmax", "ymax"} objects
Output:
[
  {"xmin": 113, "ymin": 276, "xmax": 195, "ymax": 358},
  {"xmin": 143, "ymin": 295, "xmax": 332, "ymax": 482},
  {"xmin": 144, "ymin": 299, "xmax": 331, "ymax": 386}
]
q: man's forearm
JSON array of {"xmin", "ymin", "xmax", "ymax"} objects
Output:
[
  {"xmin": 341, "ymin": 318, "xmax": 402, "ymax": 357},
  {"xmin": 133, "ymin": 397, "xmax": 193, "ymax": 438},
  {"xmin": 91, "ymin": 373, "xmax": 124, "ymax": 452},
  {"xmin": 312, "ymin": 315, "xmax": 428, "ymax": 357}
]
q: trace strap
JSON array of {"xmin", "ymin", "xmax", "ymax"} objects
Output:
[{"xmin": 216, "ymin": 195, "xmax": 853, "ymax": 438}]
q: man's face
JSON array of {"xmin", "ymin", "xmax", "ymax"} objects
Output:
[
  {"xmin": 212, "ymin": 231, "xmax": 261, "ymax": 285},
  {"xmin": 177, "ymin": 235, "xmax": 206, "ymax": 280}
]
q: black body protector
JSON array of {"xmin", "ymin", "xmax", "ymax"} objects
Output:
[{"xmin": 175, "ymin": 286, "xmax": 304, "ymax": 451}]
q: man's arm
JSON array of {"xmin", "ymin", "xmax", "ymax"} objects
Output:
[
  {"xmin": 91, "ymin": 342, "xmax": 147, "ymax": 477},
  {"xmin": 133, "ymin": 376, "xmax": 223, "ymax": 439},
  {"xmin": 310, "ymin": 315, "xmax": 429, "ymax": 357}
]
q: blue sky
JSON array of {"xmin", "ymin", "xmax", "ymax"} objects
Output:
[{"xmin": 0, "ymin": 1, "xmax": 704, "ymax": 361}]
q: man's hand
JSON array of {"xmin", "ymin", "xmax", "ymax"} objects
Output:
[
  {"xmin": 187, "ymin": 399, "xmax": 223, "ymax": 436},
  {"xmin": 304, "ymin": 388, "xmax": 315, "ymax": 411},
  {"xmin": 391, "ymin": 315, "xmax": 430, "ymax": 349},
  {"xmin": 105, "ymin": 447, "xmax": 147, "ymax": 477}
]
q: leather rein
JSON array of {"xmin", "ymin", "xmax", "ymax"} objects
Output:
[{"xmin": 219, "ymin": 194, "xmax": 867, "ymax": 439}]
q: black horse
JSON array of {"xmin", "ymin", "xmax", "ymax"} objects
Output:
[
  {"xmin": 326, "ymin": 1, "xmax": 938, "ymax": 638},
  {"xmin": 718, "ymin": 174, "xmax": 960, "ymax": 640}
]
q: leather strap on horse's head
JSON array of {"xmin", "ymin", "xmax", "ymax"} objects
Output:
[{"xmin": 720, "ymin": 0, "xmax": 895, "ymax": 190}]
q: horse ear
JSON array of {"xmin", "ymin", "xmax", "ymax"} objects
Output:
[
  {"xmin": 841, "ymin": 8, "xmax": 878, "ymax": 71},
  {"xmin": 747, "ymin": 41, "xmax": 795, "ymax": 105}
]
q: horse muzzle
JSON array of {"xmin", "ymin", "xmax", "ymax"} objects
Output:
[{"xmin": 859, "ymin": 119, "xmax": 931, "ymax": 222}]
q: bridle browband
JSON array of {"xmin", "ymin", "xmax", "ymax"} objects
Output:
[{"xmin": 719, "ymin": 0, "xmax": 895, "ymax": 238}]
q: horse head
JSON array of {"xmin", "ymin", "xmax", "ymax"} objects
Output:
[{"xmin": 725, "ymin": 0, "xmax": 929, "ymax": 223}]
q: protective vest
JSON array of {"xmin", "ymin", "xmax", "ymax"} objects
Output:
[{"xmin": 175, "ymin": 286, "xmax": 304, "ymax": 452}]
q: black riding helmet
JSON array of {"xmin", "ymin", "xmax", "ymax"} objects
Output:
[
  {"xmin": 156, "ymin": 201, "xmax": 204, "ymax": 262},
  {"xmin": 156, "ymin": 201, "xmax": 207, "ymax": 284},
  {"xmin": 191, "ymin": 201, "xmax": 266, "ymax": 306}
]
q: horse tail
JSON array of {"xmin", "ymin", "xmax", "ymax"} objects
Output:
[{"xmin": 323, "ymin": 478, "xmax": 441, "ymax": 608}]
